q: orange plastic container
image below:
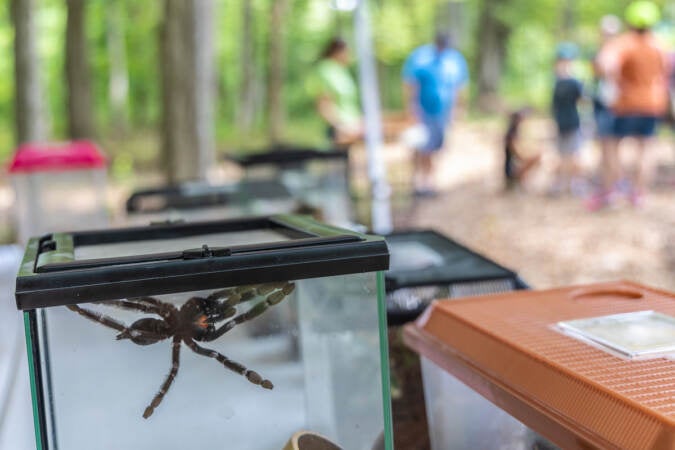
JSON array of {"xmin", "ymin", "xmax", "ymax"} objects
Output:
[{"xmin": 404, "ymin": 281, "xmax": 675, "ymax": 450}]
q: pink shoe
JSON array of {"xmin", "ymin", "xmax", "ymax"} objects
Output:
[
  {"xmin": 585, "ymin": 191, "xmax": 613, "ymax": 212},
  {"xmin": 628, "ymin": 190, "xmax": 645, "ymax": 208}
]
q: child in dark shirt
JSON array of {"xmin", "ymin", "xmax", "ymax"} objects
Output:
[
  {"xmin": 551, "ymin": 43, "xmax": 585, "ymax": 195},
  {"xmin": 504, "ymin": 108, "xmax": 541, "ymax": 190}
]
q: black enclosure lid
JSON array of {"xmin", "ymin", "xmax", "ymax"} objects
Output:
[
  {"xmin": 126, "ymin": 180, "xmax": 292, "ymax": 213},
  {"xmin": 15, "ymin": 215, "xmax": 389, "ymax": 310},
  {"xmin": 384, "ymin": 229, "xmax": 516, "ymax": 292},
  {"xmin": 227, "ymin": 147, "xmax": 347, "ymax": 168}
]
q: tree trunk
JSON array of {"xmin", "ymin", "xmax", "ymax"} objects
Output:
[
  {"xmin": 267, "ymin": 0, "xmax": 288, "ymax": 145},
  {"xmin": 237, "ymin": 0, "xmax": 256, "ymax": 131},
  {"xmin": 160, "ymin": 0, "xmax": 215, "ymax": 183},
  {"xmin": 106, "ymin": 0, "xmax": 129, "ymax": 134},
  {"xmin": 65, "ymin": 0, "xmax": 95, "ymax": 139},
  {"xmin": 436, "ymin": 0, "xmax": 466, "ymax": 48},
  {"xmin": 11, "ymin": 0, "xmax": 46, "ymax": 145},
  {"xmin": 474, "ymin": 0, "xmax": 511, "ymax": 112},
  {"xmin": 561, "ymin": 0, "xmax": 576, "ymax": 39}
]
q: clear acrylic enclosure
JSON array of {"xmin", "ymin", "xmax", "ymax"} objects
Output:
[
  {"xmin": 17, "ymin": 215, "xmax": 392, "ymax": 450},
  {"xmin": 125, "ymin": 180, "xmax": 299, "ymax": 226},
  {"xmin": 385, "ymin": 230, "xmax": 531, "ymax": 449},
  {"xmin": 420, "ymin": 357, "xmax": 536, "ymax": 449},
  {"xmin": 9, "ymin": 141, "xmax": 108, "ymax": 243},
  {"xmin": 12, "ymin": 169, "xmax": 108, "ymax": 243},
  {"xmin": 232, "ymin": 150, "xmax": 353, "ymax": 227},
  {"xmin": 405, "ymin": 295, "xmax": 559, "ymax": 450}
]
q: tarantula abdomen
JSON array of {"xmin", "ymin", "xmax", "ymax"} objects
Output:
[{"xmin": 117, "ymin": 318, "xmax": 171, "ymax": 345}]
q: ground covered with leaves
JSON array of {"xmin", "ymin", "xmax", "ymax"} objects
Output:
[{"xmin": 381, "ymin": 118, "xmax": 675, "ymax": 292}]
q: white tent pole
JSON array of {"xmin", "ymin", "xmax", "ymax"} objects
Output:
[{"xmin": 353, "ymin": 0, "xmax": 392, "ymax": 234}]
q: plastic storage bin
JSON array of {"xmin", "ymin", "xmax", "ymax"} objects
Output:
[
  {"xmin": 16, "ymin": 215, "xmax": 392, "ymax": 450},
  {"xmin": 384, "ymin": 229, "xmax": 529, "ymax": 449},
  {"xmin": 404, "ymin": 281, "xmax": 675, "ymax": 450},
  {"xmin": 8, "ymin": 141, "xmax": 108, "ymax": 243},
  {"xmin": 125, "ymin": 179, "xmax": 298, "ymax": 226},
  {"xmin": 229, "ymin": 148, "xmax": 352, "ymax": 226}
]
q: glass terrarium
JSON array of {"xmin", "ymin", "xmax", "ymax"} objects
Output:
[
  {"xmin": 16, "ymin": 215, "xmax": 392, "ymax": 450},
  {"xmin": 125, "ymin": 180, "xmax": 298, "ymax": 226},
  {"xmin": 229, "ymin": 148, "xmax": 352, "ymax": 227},
  {"xmin": 385, "ymin": 229, "xmax": 528, "ymax": 325},
  {"xmin": 8, "ymin": 141, "xmax": 108, "ymax": 243}
]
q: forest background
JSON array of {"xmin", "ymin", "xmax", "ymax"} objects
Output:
[{"xmin": 5, "ymin": 0, "xmax": 673, "ymax": 182}]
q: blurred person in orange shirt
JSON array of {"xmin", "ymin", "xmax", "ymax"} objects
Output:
[
  {"xmin": 590, "ymin": 16, "xmax": 621, "ymax": 201},
  {"xmin": 587, "ymin": 1, "xmax": 669, "ymax": 210}
]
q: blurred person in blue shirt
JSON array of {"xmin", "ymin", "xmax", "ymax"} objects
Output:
[{"xmin": 402, "ymin": 32, "xmax": 469, "ymax": 196}]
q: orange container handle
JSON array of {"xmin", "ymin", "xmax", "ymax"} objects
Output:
[{"xmin": 569, "ymin": 285, "xmax": 644, "ymax": 301}]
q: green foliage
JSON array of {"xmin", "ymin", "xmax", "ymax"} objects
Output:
[
  {"xmin": 0, "ymin": 3, "xmax": 12, "ymax": 159},
  {"xmin": 2, "ymin": 0, "xmax": 675, "ymax": 168},
  {"xmin": 503, "ymin": 24, "xmax": 556, "ymax": 108},
  {"xmin": 37, "ymin": 0, "xmax": 67, "ymax": 137}
]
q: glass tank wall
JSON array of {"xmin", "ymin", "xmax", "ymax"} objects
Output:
[
  {"xmin": 231, "ymin": 150, "xmax": 353, "ymax": 227},
  {"xmin": 17, "ymin": 215, "xmax": 391, "ymax": 450},
  {"xmin": 124, "ymin": 181, "xmax": 298, "ymax": 227}
]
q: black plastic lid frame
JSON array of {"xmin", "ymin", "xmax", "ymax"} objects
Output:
[
  {"xmin": 125, "ymin": 183, "xmax": 236, "ymax": 214},
  {"xmin": 384, "ymin": 229, "xmax": 518, "ymax": 292},
  {"xmin": 15, "ymin": 215, "xmax": 389, "ymax": 310},
  {"xmin": 227, "ymin": 148, "xmax": 348, "ymax": 168},
  {"xmin": 125, "ymin": 180, "xmax": 293, "ymax": 214}
]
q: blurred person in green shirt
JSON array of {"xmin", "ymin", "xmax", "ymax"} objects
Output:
[{"xmin": 307, "ymin": 37, "xmax": 363, "ymax": 147}]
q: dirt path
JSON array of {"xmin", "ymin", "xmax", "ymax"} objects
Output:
[{"xmin": 385, "ymin": 118, "xmax": 675, "ymax": 291}]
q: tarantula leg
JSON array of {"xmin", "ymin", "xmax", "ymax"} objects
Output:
[
  {"xmin": 100, "ymin": 300, "xmax": 161, "ymax": 315},
  {"xmin": 123, "ymin": 297, "xmax": 177, "ymax": 320},
  {"xmin": 254, "ymin": 282, "xmax": 288, "ymax": 296},
  {"xmin": 143, "ymin": 336, "xmax": 181, "ymax": 419},
  {"xmin": 205, "ymin": 287, "xmax": 236, "ymax": 302},
  {"xmin": 66, "ymin": 305, "xmax": 127, "ymax": 332},
  {"xmin": 126, "ymin": 296, "xmax": 163, "ymax": 306},
  {"xmin": 201, "ymin": 282, "xmax": 296, "ymax": 342},
  {"xmin": 184, "ymin": 339, "xmax": 273, "ymax": 390},
  {"xmin": 233, "ymin": 282, "xmax": 295, "ymax": 325},
  {"xmin": 206, "ymin": 282, "xmax": 293, "ymax": 309},
  {"xmin": 212, "ymin": 292, "xmax": 243, "ymax": 309}
]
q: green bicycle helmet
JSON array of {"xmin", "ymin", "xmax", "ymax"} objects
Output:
[{"xmin": 625, "ymin": 1, "xmax": 661, "ymax": 30}]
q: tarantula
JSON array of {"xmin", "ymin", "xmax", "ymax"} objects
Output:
[{"xmin": 66, "ymin": 281, "xmax": 296, "ymax": 419}]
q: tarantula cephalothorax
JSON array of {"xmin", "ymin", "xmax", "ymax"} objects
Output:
[{"xmin": 66, "ymin": 281, "xmax": 296, "ymax": 419}]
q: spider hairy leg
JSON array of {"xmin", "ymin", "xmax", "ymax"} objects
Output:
[
  {"xmin": 254, "ymin": 282, "xmax": 285, "ymax": 296},
  {"xmin": 234, "ymin": 282, "xmax": 295, "ymax": 324},
  {"xmin": 126, "ymin": 297, "xmax": 164, "ymax": 307},
  {"xmin": 116, "ymin": 318, "xmax": 172, "ymax": 345},
  {"xmin": 185, "ymin": 340, "xmax": 274, "ymax": 390},
  {"xmin": 220, "ymin": 294, "xmax": 241, "ymax": 309},
  {"xmin": 66, "ymin": 305, "xmax": 127, "ymax": 332},
  {"xmin": 206, "ymin": 288, "xmax": 237, "ymax": 303},
  {"xmin": 199, "ymin": 282, "xmax": 295, "ymax": 342},
  {"xmin": 143, "ymin": 336, "xmax": 182, "ymax": 419},
  {"xmin": 100, "ymin": 300, "xmax": 161, "ymax": 315},
  {"xmin": 125, "ymin": 296, "xmax": 176, "ymax": 319},
  {"xmin": 234, "ymin": 285, "xmax": 259, "ymax": 301}
]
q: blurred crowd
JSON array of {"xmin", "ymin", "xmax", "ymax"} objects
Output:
[
  {"xmin": 504, "ymin": 0, "xmax": 673, "ymax": 211},
  {"xmin": 307, "ymin": 0, "xmax": 672, "ymax": 212}
]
